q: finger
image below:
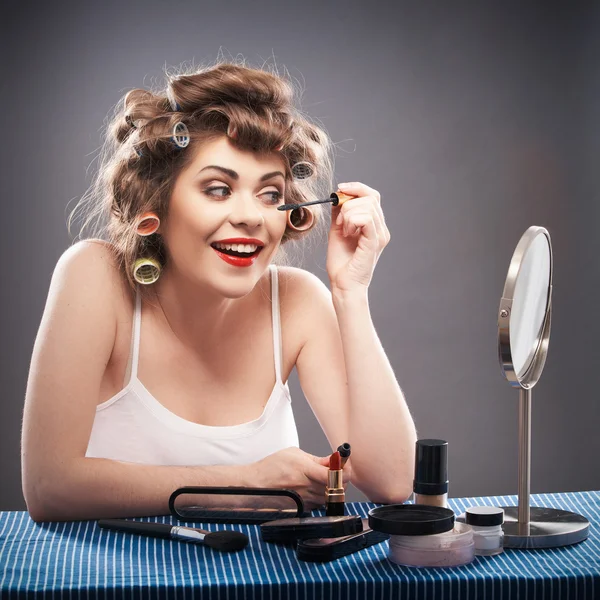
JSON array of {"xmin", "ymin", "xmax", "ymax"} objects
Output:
[
  {"xmin": 341, "ymin": 210, "xmax": 371, "ymax": 237},
  {"xmin": 337, "ymin": 182, "xmax": 381, "ymax": 204},
  {"xmin": 337, "ymin": 197, "xmax": 384, "ymax": 236},
  {"xmin": 330, "ymin": 204, "xmax": 344, "ymax": 234},
  {"xmin": 311, "ymin": 454, "xmax": 331, "ymax": 468},
  {"xmin": 342, "ymin": 467, "xmax": 352, "ymax": 486},
  {"xmin": 342, "ymin": 213, "xmax": 378, "ymax": 243},
  {"xmin": 306, "ymin": 491, "xmax": 326, "ymax": 507},
  {"xmin": 339, "ymin": 196, "xmax": 385, "ymax": 241},
  {"xmin": 302, "ymin": 486, "xmax": 325, "ymax": 507},
  {"xmin": 335, "ymin": 197, "xmax": 374, "ymax": 225},
  {"xmin": 332, "ymin": 196, "xmax": 373, "ymax": 231},
  {"xmin": 305, "ymin": 500, "xmax": 325, "ymax": 512},
  {"xmin": 369, "ymin": 204, "xmax": 390, "ymax": 244},
  {"xmin": 305, "ymin": 461, "xmax": 330, "ymax": 485}
]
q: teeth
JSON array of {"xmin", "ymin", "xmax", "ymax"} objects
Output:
[{"xmin": 214, "ymin": 242, "xmax": 259, "ymax": 253}]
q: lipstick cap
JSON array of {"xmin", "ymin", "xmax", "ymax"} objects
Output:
[{"xmin": 413, "ymin": 439, "xmax": 449, "ymax": 496}]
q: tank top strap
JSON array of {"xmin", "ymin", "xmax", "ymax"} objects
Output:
[
  {"xmin": 124, "ymin": 277, "xmax": 280, "ymax": 386},
  {"xmin": 270, "ymin": 264, "xmax": 284, "ymax": 384},
  {"xmin": 130, "ymin": 286, "xmax": 142, "ymax": 379},
  {"xmin": 123, "ymin": 286, "xmax": 142, "ymax": 386}
]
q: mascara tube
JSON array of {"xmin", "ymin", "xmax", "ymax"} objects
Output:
[{"xmin": 338, "ymin": 443, "xmax": 351, "ymax": 468}]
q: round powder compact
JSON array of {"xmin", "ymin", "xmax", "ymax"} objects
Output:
[
  {"xmin": 368, "ymin": 504, "xmax": 474, "ymax": 568},
  {"xmin": 388, "ymin": 522, "xmax": 475, "ymax": 567},
  {"xmin": 368, "ymin": 504, "xmax": 455, "ymax": 536}
]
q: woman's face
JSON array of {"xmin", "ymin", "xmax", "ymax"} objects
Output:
[{"xmin": 160, "ymin": 135, "xmax": 289, "ymax": 296}]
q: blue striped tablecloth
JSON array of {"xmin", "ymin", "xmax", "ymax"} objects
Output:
[{"xmin": 1, "ymin": 490, "xmax": 598, "ymax": 599}]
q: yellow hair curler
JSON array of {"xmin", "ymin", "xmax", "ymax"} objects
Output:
[{"xmin": 133, "ymin": 257, "xmax": 161, "ymax": 285}]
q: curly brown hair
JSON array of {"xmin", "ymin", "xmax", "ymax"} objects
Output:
[{"xmin": 67, "ymin": 57, "xmax": 336, "ymax": 299}]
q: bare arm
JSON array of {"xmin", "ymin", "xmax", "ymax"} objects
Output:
[
  {"xmin": 28, "ymin": 458, "xmax": 255, "ymax": 522},
  {"xmin": 292, "ymin": 267, "xmax": 417, "ymax": 503},
  {"xmin": 331, "ymin": 289, "xmax": 417, "ymax": 501},
  {"xmin": 21, "ymin": 242, "xmax": 328, "ymax": 522}
]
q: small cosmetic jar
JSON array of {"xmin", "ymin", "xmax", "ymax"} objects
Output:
[
  {"xmin": 368, "ymin": 504, "xmax": 475, "ymax": 568},
  {"xmin": 464, "ymin": 506, "xmax": 504, "ymax": 556}
]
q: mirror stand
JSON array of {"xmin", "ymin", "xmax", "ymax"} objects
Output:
[
  {"xmin": 498, "ymin": 226, "xmax": 589, "ymax": 549},
  {"xmin": 501, "ymin": 388, "xmax": 589, "ymax": 548}
]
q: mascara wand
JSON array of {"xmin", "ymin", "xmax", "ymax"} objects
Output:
[
  {"xmin": 98, "ymin": 519, "xmax": 249, "ymax": 552},
  {"xmin": 337, "ymin": 443, "xmax": 351, "ymax": 469},
  {"xmin": 277, "ymin": 191, "xmax": 356, "ymax": 211}
]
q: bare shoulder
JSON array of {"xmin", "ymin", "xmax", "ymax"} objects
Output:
[
  {"xmin": 53, "ymin": 239, "xmax": 128, "ymax": 299},
  {"xmin": 57, "ymin": 238, "xmax": 119, "ymax": 275},
  {"xmin": 47, "ymin": 239, "xmax": 131, "ymax": 325},
  {"xmin": 276, "ymin": 265, "xmax": 331, "ymax": 302},
  {"xmin": 274, "ymin": 265, "xmax": 334, "ymax": 348}
]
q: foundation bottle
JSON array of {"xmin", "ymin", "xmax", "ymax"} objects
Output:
[{"xmin": 413, "ymin": 439, "xmax": 449, "ymax": 508}]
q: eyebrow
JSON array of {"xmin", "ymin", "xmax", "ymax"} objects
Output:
[{"xmin": 197, "ymin": 165, "xmax": 285, "ymax": 182}]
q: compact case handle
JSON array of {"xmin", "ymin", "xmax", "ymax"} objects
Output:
[{"xmin": 169, "ymin": 486, "xmax": 307, "ymax": 524}]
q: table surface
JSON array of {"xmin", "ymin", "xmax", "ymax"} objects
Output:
[{"xmin": 1, "ymin": 490, "xmax": 599, "ymax": 599}]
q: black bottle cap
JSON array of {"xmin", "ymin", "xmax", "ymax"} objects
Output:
[
  {"xmin": 465, "ymin": 506, "xmax": 504, "ymax": 527},
  {"xmin": 338, "ymin": 443, "xmax": 351, "ymax": 458},
  {"xmin": 413, "ymin": 439, "xmax": 449, "ymax": 496}
]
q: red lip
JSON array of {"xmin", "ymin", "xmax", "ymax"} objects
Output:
[
  {"xmin": 212, "ymin": 238, "xmax": 265, "ymax": 246},
  {"xmin": 211, "ymin": 246, "xmax": 262, "ymax": 267}
]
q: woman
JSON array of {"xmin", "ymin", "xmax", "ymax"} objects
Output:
[{"xmin": 21, "ymin": 61, "xmax": 416, "ymax": 522}]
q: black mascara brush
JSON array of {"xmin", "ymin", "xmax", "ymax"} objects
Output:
[
  {"xmin": 277, "ymin": 191, "xmax": 356, "ymax": 211},
  {"xmin": 98, "ymin": 519, "xmax": 249, "ymax": 552},
  {"xmin": 338, "ymin": 443, "xmax": 351, "ymax": 469}
]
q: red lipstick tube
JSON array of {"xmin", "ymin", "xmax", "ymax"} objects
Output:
[{"xmin": 326, "ymin": 451, "xmax": 345, "ymax": 516}]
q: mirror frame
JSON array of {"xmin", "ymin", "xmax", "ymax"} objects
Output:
[{"xmin": 498, "ymin": 226, "xmax": 553, "ymax": 389}]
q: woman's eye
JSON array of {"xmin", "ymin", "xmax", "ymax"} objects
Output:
[
  {"xmin": 204, "ymin": 186, "xmax": 231, "ymax": 198},
  {"xmin": 264, "ymin": 191, "xmax": 283, "ymax": 204},
  {"xmin": 204, "ymin": 186, "xmax": 283, "ymax": 204}
]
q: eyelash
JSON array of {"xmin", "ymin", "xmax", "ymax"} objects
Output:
[{"xmin": 204, "ymin": 185, "xmax": 283, "ymax": 205}]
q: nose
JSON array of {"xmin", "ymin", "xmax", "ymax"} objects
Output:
[{"xmin": 229, "ymin": 192, "xmax": 265, "ymax": 228}]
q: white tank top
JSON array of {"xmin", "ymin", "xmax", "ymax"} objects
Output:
[{"xmin": 85, "ymin": 264, "xmax": 299, "ymax": 465}]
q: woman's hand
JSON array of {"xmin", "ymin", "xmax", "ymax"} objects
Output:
[
  {"xmin": 253, "ymin": 447, "xmax": 353, "ymax": 511},
  {"xmin": 326, "ymin": 182, "xmax": 391, "ymax": 295}
]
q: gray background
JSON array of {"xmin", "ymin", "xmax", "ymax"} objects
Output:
[{"xmin": 1, "ymin": 1, "xmax": 598, "ymax": 511}]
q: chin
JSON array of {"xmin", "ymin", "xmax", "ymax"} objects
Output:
[{"xmin": 206, "ymin": 272, "xmax": 260, "ymax": 298}]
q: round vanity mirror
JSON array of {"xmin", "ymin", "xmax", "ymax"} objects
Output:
[
  {"xmin": 497, "ymin": 226, "xmax": 589, "ymax": 548},
  {"xmin": 498, "ymin": 227, "xmax": 552, "ymax": 388}
]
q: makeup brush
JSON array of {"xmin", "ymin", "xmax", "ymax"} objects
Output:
[
  {"xmin": 97, "ymin": 519, "xmax": 249, "ymax": 552},
  {"xmin": 337, "ymin": 443, "xmax": 351, "ymax": 469},
  {"xmin": 277, "ymin": 191, "xmax": 355, "ymax": 211}
]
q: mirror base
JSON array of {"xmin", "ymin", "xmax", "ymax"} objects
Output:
[{"xmin": 501, "ymin": 506, "xmax": 589, "ymax": 548}]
